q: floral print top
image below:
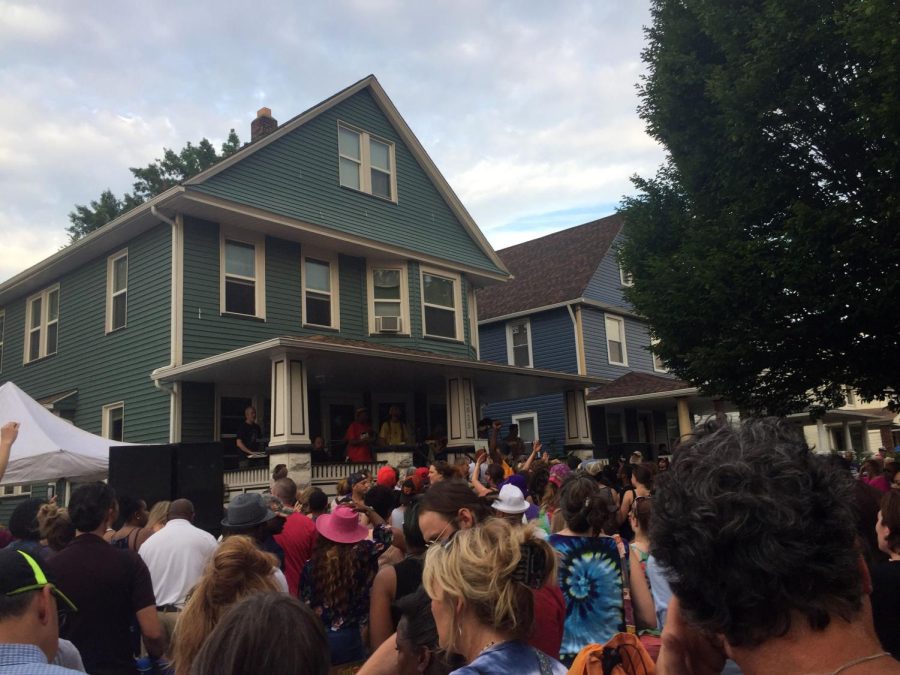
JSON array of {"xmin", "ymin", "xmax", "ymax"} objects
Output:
[
  {"xmin": 301, "ymin": 524, "xmax": 392, "ymax": 632},
  {"xmin": 548, "ymin": 534, "xmax": 627, "ymax": 664}
]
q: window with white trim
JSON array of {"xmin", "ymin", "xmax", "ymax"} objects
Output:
[
  {"xmin": 338, "ymin": 123, "xmax": 397, "ymax": 201},
  {"xmin": 102, "ymin": 402, "xmax": 125, "ymax": 442},
  {"xmin": 106, "ymin": 249, "xmax": 128, "ymax": 332},
  {"xmin": 506, "ymin": 318, "xmax": 533, "ymax": 367},
  {"xmin": 651, "ymin": 338, "xmax": 667, "ymax": 373},
  {"xmin": 421, "ymin": 268, "xmax": 462, "ymax": 340},
  {"xmin": 511, "ymin": 412, "xmax": 539, "ymax": 443},
  {"xmin": 24, "ymin": 285, "xmax": 59, "ymax": 363},
  {"xmin": 605, "ymin": 314, "xmax": 628, "ymax": 366},
  {"xmin": 0, "ymin": 310, "xmax": 4, "ymax": 372},
  {"xmin": 220, "ymin": 228, "xmax": 266, "ymax": 318},
  {"xmin": 367, "ymin": 262, "xmax": 409, "ymax": 334},
  {"xmin": 302, "ymin": 251, "xmax": 340, "ymax": 329},
  {"xmin": 619, "ymin": 263, "xmax": 633, "ymax": 287}
]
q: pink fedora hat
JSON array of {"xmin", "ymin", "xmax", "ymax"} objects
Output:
[{"xmin": 315, "ymin": 505, "xmax": 369, "ymax": 544}]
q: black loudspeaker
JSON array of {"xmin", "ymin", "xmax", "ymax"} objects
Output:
[
  {"xmin": 108, "ymin": 444, "xmax": 176, "ymax": 510},
  {"xmin": 173, "ymin": 443, "xmax": 224, "ymax": 537},
  {"xmin": 108, "ymin": 443, "xmax": 224, "ymax": 538}
]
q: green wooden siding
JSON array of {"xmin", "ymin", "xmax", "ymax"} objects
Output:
[
  {"xmin": 0, "ymin": 224, "xmax": 172, "ymax": 444},
  {"xmin": 189, "ymin": 88, "xmax": 503, "ymax": 276},
  {"xmin": 0, "ymin": 483, "xmax": 50, "ymax": 528},
  {"xmin": 182, "ymin": 220, "xmax": 476, "ymax": 363}
]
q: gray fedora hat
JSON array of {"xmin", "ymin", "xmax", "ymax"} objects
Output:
[{"xmin": 221, "ymin": 493, "xmax": 276, "ymax": 529}]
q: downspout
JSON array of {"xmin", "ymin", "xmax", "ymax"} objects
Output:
[{"xmin": 151, "ymin": 205, "xmax": 183, "ymax": 443}]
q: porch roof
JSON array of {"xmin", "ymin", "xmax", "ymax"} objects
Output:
[
  {"xmin": 784, "ymin": 407, "xmax": 899, "ymax": 427},
  {"xmin": 585, "ymin": 371, "xmax": 738, "ymax": 415},
  {"xmin": 150, "ymin": 335, "xmax": 606, "ymax": 403}
]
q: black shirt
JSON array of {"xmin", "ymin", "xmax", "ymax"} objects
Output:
[
  {"xmin": 871, "ymin": 559, "xmax": 900, "ymax": 658},
  {"xmin": 237, "ymin": 421, "xmax": 262, "ymax": 452},
  {"xmin": 46, "ymin": 533, "xmax": 156, "ymax": 675}
]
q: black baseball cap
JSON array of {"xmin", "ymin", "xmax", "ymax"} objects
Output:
[{"xmin": 0, "ymin": 549, "xmax": 77, "ymax": 611}]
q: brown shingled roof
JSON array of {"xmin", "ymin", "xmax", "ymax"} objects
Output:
[
  {"xmin": 587, "ymin": 371, "xmax": 693, "ymax": 401},
  {"xmin": 476, "ymin": 213, "xmax": 623, "ymax": 320}
]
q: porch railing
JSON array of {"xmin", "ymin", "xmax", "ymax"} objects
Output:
[{"xmin": 223, "ymin": 466, "xmax": 270, "ymax": 500}]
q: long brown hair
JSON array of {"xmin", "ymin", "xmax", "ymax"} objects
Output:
[
  {"xmin": 308, "ymin": 536, "xmax": 365, "ymax": 618},
  {"xmin": 172, "ymin": 536, "xmax": 280, "ymax": 675}
]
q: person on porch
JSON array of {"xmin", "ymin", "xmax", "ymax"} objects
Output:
[
  {"xmin": 377, "ymin": 406, "xmax": 409, "ymax": 447},
  {"xmin": 236, "ymin": 406, "xmax": 265, "ymax": 458},
  {"xmin": 345, "ymin": 408, "xmax": 375, "ymax": 463}
]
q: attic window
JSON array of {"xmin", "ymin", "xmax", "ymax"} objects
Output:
[{"xmin": 338, "ymin": 123, "xmax": 397, "ymax": 202}]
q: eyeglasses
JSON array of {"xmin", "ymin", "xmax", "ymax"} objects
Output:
[{"xmin": 425, "ymin": 519, "xmax": 457, "ymax": 548}]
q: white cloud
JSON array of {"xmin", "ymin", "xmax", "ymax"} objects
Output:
[{"xmin": 0, "ymin": 2, "xmax": 67, "ymax": 43}]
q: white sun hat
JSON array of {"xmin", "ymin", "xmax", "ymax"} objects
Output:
[{"xmin": 493, "ymin": 484, "xmax": 529, "ymax": 515}]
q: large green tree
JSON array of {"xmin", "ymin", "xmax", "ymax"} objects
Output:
[
  {"xmin": 619, "ymin": 0, "xmax": 900, "ymax": 414},
  {"xmin": 66, "ymin": 130, "xmax": 241, "ymax": 242}
]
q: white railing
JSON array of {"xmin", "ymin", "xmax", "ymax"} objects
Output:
[{"xmin": 223, "ymin": 466, "xmax": 270, "ymax": 500}]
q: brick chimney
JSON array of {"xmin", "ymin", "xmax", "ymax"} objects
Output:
[{"xmin": 251, "ymin": 107, "xmax": 278, "ymax": 142}]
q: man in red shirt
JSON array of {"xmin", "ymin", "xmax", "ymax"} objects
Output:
[
  {"xmin": 344, "ymin": 407, "xmax": 374, "ymax": 463},
  {"xmin": 272, "ymin": 477, "xmax": 317, "ymax": 596}
]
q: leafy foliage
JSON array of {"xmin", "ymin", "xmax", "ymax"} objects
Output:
[
  {"xmin": 619, "ymin": 0, "xmax": 900, "ymax": 414},
  {"xmin": 66, "ymin": 130, "xmax": 241, "ymax": 242}
]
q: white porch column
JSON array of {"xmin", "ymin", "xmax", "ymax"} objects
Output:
[
  {"xmin": 676, "ymin": 397, "xmax": 693, "ymax": 441},
  {"xmin": 842, "ymin": 421, "xmax": 853, "ymax": 452},
  {"xmin": 861, "ymin": 420, "xmax": 871, "ymax": 454},
  {"xmin": 816, "ymin": 419, "xmax": 829, "ymax": 453},
  {"xmin": 269, "ymin": 351, "xmax": 311, "ymax": 448},
  {"xmin": 446, "ymin": 375, "xmax": 477, "ymax": 449},
  {"xmin": 564, "ymin": 390, "xmax": 593, "ymax": 458},
  {"xmin": 268, "ymin": 351, "xmax": 312, "ymax": 488}
]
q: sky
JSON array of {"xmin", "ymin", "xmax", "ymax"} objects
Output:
[{"xmin": 0, "ymin": 0, "xmax": 666, "ymax": 283}]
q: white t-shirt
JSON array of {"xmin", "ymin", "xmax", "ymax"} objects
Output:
[{"xmin": 138, "ymin": 518, "xmax": 218, "ymax": 607}]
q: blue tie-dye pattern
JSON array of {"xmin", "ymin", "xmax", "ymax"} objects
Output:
[{"xmin": 549, "ymin": 534, "xmax": 626, "ymax": 662}]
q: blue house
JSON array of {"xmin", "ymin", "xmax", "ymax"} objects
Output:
[{"xmin": 477, "ymin": 215, "xmax": 725, "ymax": 459}]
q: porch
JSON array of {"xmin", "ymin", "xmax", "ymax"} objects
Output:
[{"xmin": 154, "ymin": 334, "xmax": 605, "ymax": 490}]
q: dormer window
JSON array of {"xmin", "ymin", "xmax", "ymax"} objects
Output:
[{"xmin": 338, "ymin": 123, "xmax": 397, "ymax": 201}]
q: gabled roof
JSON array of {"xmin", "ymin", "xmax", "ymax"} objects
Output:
[
  {"xmin": 476, "ymin": 213, "xmax": 623, "ymax": 321},
  {"xmin": 185, "ymin": 74, "xmax": 508, "ymax": 279}
]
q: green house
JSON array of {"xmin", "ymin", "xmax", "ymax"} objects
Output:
[{"xmin": 0, "ymin": 76, "xmax": 601, "ymax": 504}]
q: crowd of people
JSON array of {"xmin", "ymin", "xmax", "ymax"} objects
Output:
[{"xmin": 1, "ymin": 415, "xmax": 899, "ymax": 674}]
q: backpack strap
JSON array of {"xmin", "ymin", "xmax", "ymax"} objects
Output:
[{"xmin": 613, "ymin": 534, "xmax": 636, "ymax": 634}]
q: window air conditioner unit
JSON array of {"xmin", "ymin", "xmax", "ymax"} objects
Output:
[{"xmin": 376, "ymin": 315, "xmax": 402, "ymax": 333}]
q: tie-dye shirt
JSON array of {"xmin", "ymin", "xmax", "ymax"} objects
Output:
[{"xmin": 548, "ymin": 534, "xmax": 627, "ymax": 665}]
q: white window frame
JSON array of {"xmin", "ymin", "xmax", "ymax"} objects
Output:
[
  {"xmin": 301, "ymin": 248, "xmax": 340, "ymax": 330},
  {"xmin": 420, "ymin": 266, "xmax": 464, "ymax": 341},
  {"xmin": 511, "ymin": 412, "xmax": 539, "ymax": 443},
  {"xmin": 651, "ymin": 337, "xmax": 667, "ymax": 373},
  {"xmin": 337, "ymin": 122, "xmax": 398, "ymax": 202},
  {"xmin": 219, "ymin": 227, "xmax": 266, "ymax": 319},
  {"xmin": 506, "ymin": 318, "xmax": 534, "ymax": 368},
  {"xmin": 105, "ymin": 248, "xmax": 128, "ymax": 333},
  {"xmin": 24, "ymin": 285, "xmax": 60, "ymax": 364},
  {"xmin": 102, "ymin": 402, "xmax": 125, "ymax": 441},
  {"xmin": 605, "ymin": 313, "xmax": 628, "ymax": 366},
  {"xmin": 619, "ymin": 263, "xmax": 634, "ymax": 287},
  {"xmin": 366, "ymin": 260, "xmax": 410, "ymax": 335},
  {"xmin": 0, "ymin": 309, "xmax": 4, "ymax": 373}
]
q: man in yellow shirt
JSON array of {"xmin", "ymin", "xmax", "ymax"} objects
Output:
[{"xmin": 377, "ymin": 405, "xmax": 409, "ymax": 447}]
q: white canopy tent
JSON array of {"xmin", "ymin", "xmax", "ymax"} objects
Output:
[{"xmin": 0, "ymin": 381, "xmax": 134, "ymax": 485}]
